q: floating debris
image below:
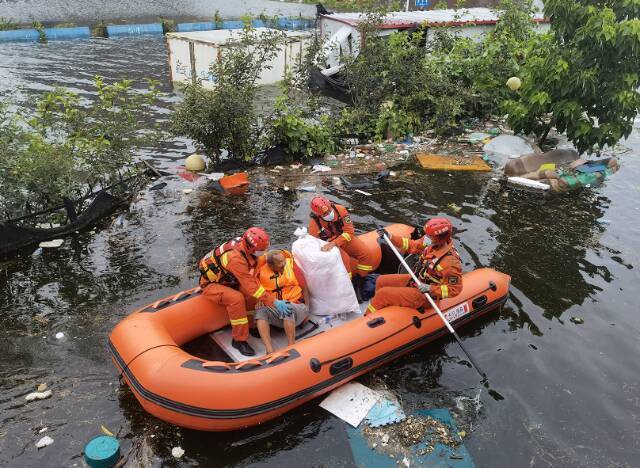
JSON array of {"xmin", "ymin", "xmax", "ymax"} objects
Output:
[
  {"xmin": 149, "ymin": 182, "xmax": 167, "ymax": 191},
  {"xmin": 319, "ymin": 382, "xmax": 381, "ymax": 427},
  {"xmin": 570, "ymin": 317, "xmax": 584, "ymax": 324},
  {"xmin": 447, "ymin": 203, "xmax": 462, "ymax": 214},
  {"xmin": 55, "ymin": 332, "xmax": 65, "ymax": 340},
  {"xmin": 25, "ymin": 390, "xmax": 52, "ymax": 401},
  {"xmin": 37, "ymin": 383, "xmax": 48, "ymax": 392},
  {"xmin": 35, "ymin": 436, "xmax": 54, "ymax": 449},
  {"xmin": 171, "ymin": 446, "xmax": 185, "ymax": 459},
  {"xmin": 355, "ymin": 189, "xmax": 372, "ymax": 196},
  {"xmin": 181, "ymin": 188, "xmax": 193, "ymax": 194},
  {"xmin": 100, "ymin": 425, "xmax": 115, "ymax": 437},
  {"xmin": 39, "ymin": 239, "xmax": 64, "ymax": 248}
]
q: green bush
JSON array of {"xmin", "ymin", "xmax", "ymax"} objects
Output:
[
  {"xmin": 0, "ymin": 77, "xmax": 163, "ymax": 217},
  {"xmin": 267, "ymin": 91, "xmax": 337, "ymax": 160},
  {"xmin": 171, "ymin": 27, "xmax": 285, "ymax": 163}
]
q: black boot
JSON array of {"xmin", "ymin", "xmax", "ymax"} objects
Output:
[
  {"xmin": 232, "ymin": 339, "xmax": 256, "ymax": 356},
  {"xmin": 352, "ymin": 275, "xmax": 364, "ymax": 304}
]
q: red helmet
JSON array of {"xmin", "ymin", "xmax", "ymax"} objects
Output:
[
  {"xmin": 310, "ymin": 196, "xmax": 333, "ymax": 217},
  {"xmin": 424, "ymin": 217, "xmax": 453, "ymax": 243},
  {"xmin": 242, "ymin": 227, "xmax": 270, "ymax": 254}
]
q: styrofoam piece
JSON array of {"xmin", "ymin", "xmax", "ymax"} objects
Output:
[
  {"xmin": 507, "ymin": 176, "xmax": 550, "ymax": 190},
  {"xmin": 39, "ymin": 239, "xmax": 64, "ymax": 248},
  {"xmin": 319, "ymin": 382, "xmax": 381, "ymax": 427},
  {"xmin": 35, "ymin": 436, "xmax": 54, "ymax": 449},
  {"xmin": 25, "ymin": 390, "xmax": 52, "ymax": 401}
]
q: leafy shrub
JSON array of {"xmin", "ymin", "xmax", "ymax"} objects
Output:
[
  {"xmin": 171, "ymin": 27, "xmax": 285, "ymax": 163},
  {"xmin": 0, "ymin": 77, "xmax": 163, "ymax": 217}
]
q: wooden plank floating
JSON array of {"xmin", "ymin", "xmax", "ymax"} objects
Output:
[{"xmin": 416, "ymin": 153, "xmax": 492, "ymax": 172}]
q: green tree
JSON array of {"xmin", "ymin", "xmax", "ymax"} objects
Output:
[
  {"xmin": 504, "ymin": 0, "xmax": 640, "ymax": 153},
  {"xmin": 170, "ymin": 27, "xmax": 285, "ymax": 163}
]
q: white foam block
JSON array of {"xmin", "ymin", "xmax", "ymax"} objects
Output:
[
  {"xmin": 319, "ymin": 381, "xmax": 381, "ymax": 427},
  {"xmin": 507, "ymin": 176, "xmax": 550, "ymax": 190}
]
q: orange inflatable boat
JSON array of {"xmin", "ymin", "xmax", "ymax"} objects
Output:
[{"xmin": 109, "ymin": 224, "xmax": 511, "ymax": 431}]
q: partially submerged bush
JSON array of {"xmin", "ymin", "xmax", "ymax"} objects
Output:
[
  {"xmin": 0, "ymin": 77, "xmax": 163, "ymax": 218},
  {"xmin": 171, "ymin": 27, "xmax": 286, "ymax": 163}
]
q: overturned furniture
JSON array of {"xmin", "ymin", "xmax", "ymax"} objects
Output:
[{"xmin": 504, "ymin": 149, "xmax": 619, "ymax": 192}]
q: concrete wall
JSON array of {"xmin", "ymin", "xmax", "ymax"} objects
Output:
[{"xmin": 0, "ymin": 0, "xmax": 316, "ymax": 24}]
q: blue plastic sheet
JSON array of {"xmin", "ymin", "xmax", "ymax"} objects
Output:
[{"xmin": 347, "ymin": 408, "xmax": 475, "ymax": 467}]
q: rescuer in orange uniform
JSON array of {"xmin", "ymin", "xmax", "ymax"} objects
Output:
[
  {"xmin": 197, "ymin": 227, "xmax": 293, "ymax": 356},
  {"xmin": 307, "ymin": 196, "xmax": 374, "ymax": 298},
  {"xmin": 366, "ymin": 218, "xmax": 463, "ymax": 314}
]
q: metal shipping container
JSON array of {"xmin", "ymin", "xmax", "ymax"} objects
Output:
[{"xmin": 166, "ymin": 28, "xmax": 312, "ymax": 88}]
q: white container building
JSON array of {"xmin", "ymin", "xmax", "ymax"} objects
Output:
[
  {"xmin": 317, "ymin": 8, "xmax": 549, "ymax": 73},
  {"xmin": 166, "ymin": 28, "xmax": 312, "ymax": 88}
]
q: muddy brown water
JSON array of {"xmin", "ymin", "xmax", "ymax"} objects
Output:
[{"xmin": 1, "ymin": 36, "xmax": 639, "ymax": 467}]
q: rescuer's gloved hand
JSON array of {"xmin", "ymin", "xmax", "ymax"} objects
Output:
[
  {"xmin": 377, "ymin": 228, "xmax": 391, "ymax": 240},
  {"xmin": 417, "ymin": 282, "xmax": 430, "ymax": 294}
]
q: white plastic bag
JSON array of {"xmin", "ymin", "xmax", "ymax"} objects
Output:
[{"xmin": 292, "ymin": 227, "xmax": 360, "ymax": 316}]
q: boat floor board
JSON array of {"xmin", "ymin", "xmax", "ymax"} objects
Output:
[{"xmin": 211, "ymin": 308, "xmax": 367, "ymax": 362}]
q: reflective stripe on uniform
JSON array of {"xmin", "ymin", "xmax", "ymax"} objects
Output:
[
  {"xmin": 402, "ymin": 238, "xmax": 409, "ymax": 251},
  {"xmin": 341, "ymin": 233, "xmax": 352, "ymax": 242},
  {"xmin": 436, "ymin": 264, "xmax": 444, "ymax": 271},
  {"xmin": 348, "ymin": 272, "xmax": 353, "ymax": 279},
  {"xmin": 220, "ymin": 252, "xmax": 229, "ymax": 267},
  {"xmin": 356, "ymin": 264, "xmax": 373, "ymax": 271},
  {"xmin": 441, "ymin": 285, "xmax": 449, "ymax": 299},
  {"xmin": 366, "ymin": 304, "xmax": 376, "ymax": 314},
  {"xmin": 252, "ymin": 285, "xmax": 266, "ymax": 299},
  {"xmin": 230, "ymin": 317, "xmax": 249, "ymax": 326}
]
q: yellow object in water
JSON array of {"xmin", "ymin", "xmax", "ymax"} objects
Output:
[
  {"xmin": 416, "ymin": 153, "xmax": 491, "ymax": 172},
  {"xmin": 185, "ymin": 153, "xmax": 206, "ymax": 172},
  {"xmin": 539, "ymin": 163, "xmax": 556, "ymax": 171},
  {"xmin": 507, "ymin": 76, "xmax": 522, "ymax": 91}
]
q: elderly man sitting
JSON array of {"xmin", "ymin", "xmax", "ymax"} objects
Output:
[{"xmin": 255, "ymin": 250, "xmax": 310, "ymax": 354}]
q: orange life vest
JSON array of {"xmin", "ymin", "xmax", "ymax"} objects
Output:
[
  {"xmin": 414, "ymin": 243, "xmax": 460, "ymax": 284},
  {"xmin": 198, "ymin": 237, "xmax": 247, "ymax": 285},
  {"xmin": 258, "ymin": 253, "xmax": 302, "ymax": 302},
  {"xmin": 310, "ymin": 202, "xmax": 346, "ymax": 241}
]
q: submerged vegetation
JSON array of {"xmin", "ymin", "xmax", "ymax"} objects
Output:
[{"xmin": 0, "ymin": 77, "xmax": 163, "ymax": 218}]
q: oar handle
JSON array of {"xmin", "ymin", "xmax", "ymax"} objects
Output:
[{"xmin": 379, "ymin": 230, "xmax": 486, "ymax": 379}]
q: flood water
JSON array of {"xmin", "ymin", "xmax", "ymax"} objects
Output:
[{"xmin": 1, "ymin": 36, "xmax": 639, "ymax": 468}]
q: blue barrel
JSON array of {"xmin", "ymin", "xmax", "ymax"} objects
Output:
[
  {"xmin": 44, "ymin": 27, "xmax": 90, "ymax": 40},
  {"xmin": 106, "ymin": 23, "xmax": 163, "ymax": 37},
  {"xmin": 176, "ymin": 22, "xmax": 216, "ymax": 32},
  {"xmin": 84, "ymin": 435, "xmax": 120, "ymax": 468},
  {"xmin": 0, "ymin": 28, "xmax": 40, "ymax": 43},
  {"xmin": 251, "ymin": 20, "xmax": 266, "ymax": 28},
  {"xmin": 221, "ymin": 20, "xmax": 244, "ymax": 30}
]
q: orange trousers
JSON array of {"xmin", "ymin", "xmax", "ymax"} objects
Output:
[
  {"xmin": 367, "ymin": 274, "xmax": 427, "ymax": 314},
  {"xmin": 201, "ymin": 282, "xmax": 250, "ymax": 341},
  {"xmin": 340, "ymin": 236, "xmax": 375, "ymax": 278}
]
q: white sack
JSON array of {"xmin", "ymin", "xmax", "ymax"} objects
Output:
[{"xmin": 292, "ymin": 228, "xmax": 360, "ymax": 316}]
